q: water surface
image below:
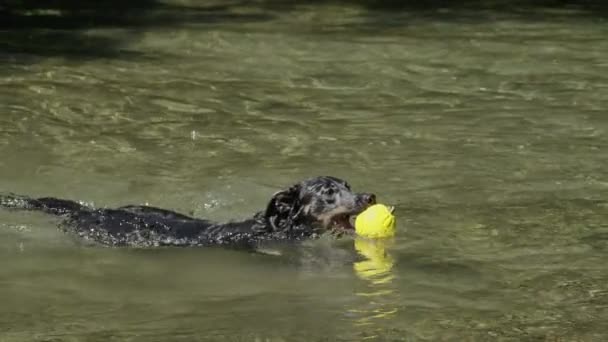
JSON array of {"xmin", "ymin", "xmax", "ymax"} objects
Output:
[{"xmin": 1, "ymin": 1, "xmax": 608, "ymax": 341}]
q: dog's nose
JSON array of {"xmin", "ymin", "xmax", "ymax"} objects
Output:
[{"xmin": 363, "ymin": 193, "xmax": 376, "ymax": 205}]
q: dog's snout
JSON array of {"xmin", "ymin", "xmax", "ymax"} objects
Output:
[{"xmin": 363, "ymin": 193, "xmax": 376, "ymax": 205}]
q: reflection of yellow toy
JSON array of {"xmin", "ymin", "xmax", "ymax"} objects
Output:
[
  {"xmin": 350, "ymin": 205, "xmax": 398, "ymax": 330},
  {"xmin": 354, "ymin": 238, "xmax": 394, "ymax": 282},
  {"xmin": 355, "ymin": 204, "xmax": 396, "ymax": 239}
]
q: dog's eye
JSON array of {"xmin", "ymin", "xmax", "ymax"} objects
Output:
[{"xmin": 326, "ymin": 188, "xmax": 335, "ymax": 196}]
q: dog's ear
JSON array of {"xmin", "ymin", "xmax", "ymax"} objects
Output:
[{"xmin": 264, "ymin": 184, "xmax": 305, "ymax": 232}]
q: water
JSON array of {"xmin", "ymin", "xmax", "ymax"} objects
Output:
[{"xmin": 1, "ymin": 1, "xmax": 608, "ymax": 341}]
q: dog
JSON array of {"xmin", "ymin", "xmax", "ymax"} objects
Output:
[{"xmin": 0, "ymin": 176, "xmax": 376, "ymax": 249}]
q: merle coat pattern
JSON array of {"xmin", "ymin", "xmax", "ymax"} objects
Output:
[{"xmin": 0, "ymin": 176, "xmax": 375, "ymax": 249}]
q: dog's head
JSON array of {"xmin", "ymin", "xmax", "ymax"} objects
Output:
[{"xmin": 262, "ymin": 176, "xmax": 376, "ymax": 237}]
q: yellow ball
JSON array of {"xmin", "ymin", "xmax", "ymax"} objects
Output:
[{"xmin": 355, "ymin": 204, "xmax": 396, "ymax": 238}]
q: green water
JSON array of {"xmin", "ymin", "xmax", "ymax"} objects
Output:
[{"xmin": 1, "ymin": 1, "xmax": 608, "ymax": 341}]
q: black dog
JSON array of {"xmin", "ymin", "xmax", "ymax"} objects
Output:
[{"xmin": 0, "ymin": 176, "xmax": 376, "ymax": 249}]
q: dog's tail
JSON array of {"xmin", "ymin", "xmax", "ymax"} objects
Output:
[{"xmin": 0, "ymin": 193, "xmax": 84, "ymax": 216}]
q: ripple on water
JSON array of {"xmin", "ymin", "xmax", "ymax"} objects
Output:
[{"xmin": 1, "ymin": 3, "xmax": 608, "ymax": 341}]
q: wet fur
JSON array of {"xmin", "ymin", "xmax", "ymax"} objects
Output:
[{"xmin": 0, "ymin": 176, "xmax": 375, "ymax": 249}]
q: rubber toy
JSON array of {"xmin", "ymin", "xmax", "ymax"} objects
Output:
[{"xmin": 354, "ymin": 204, "xmax": 396, "ymax": 238}]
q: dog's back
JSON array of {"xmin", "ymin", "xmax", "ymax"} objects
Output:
[{"xmin": 0, "ymin": 193, "xmax": 257, "ymax": 248}]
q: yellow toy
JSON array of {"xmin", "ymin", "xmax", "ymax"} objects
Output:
[{"xmin": 354, "ymin": 204, "xmax": 396, "ymax": 238}]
